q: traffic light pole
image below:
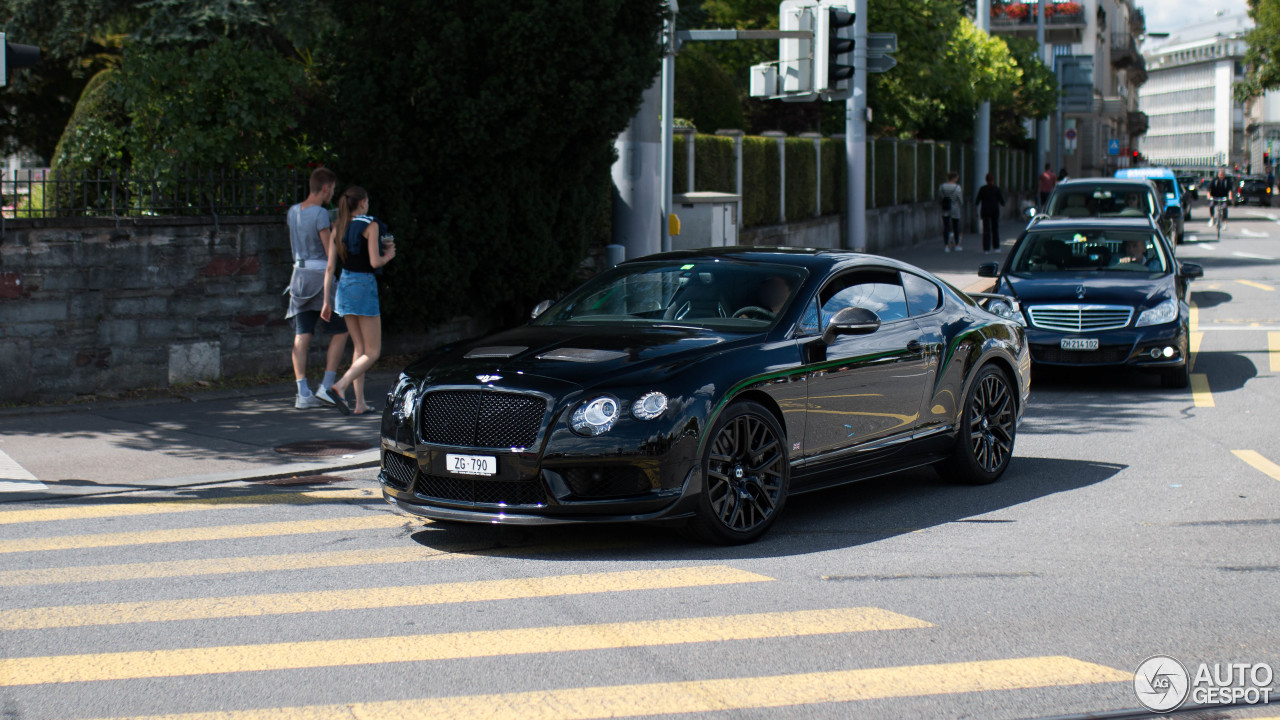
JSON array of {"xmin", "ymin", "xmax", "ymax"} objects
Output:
[
  {"xmin": 847, "ymin": 0, "xmax": 867, "ymax": 252},
  {"xmin": 974, "ymin": 0, "xmax": 990, "ymax": 217}
]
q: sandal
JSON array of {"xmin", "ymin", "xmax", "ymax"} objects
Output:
[{"xmin": 329, "ymin": 393, "xmax": 351, "ymax": 416}]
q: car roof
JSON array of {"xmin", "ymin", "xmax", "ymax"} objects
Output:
[
  {"xmin": 1056, "ymin": 177, "xmax": 1157, "ymax": 189},
  {"xmin": 1115, "ymin": 167, "xmax": 1176, "ymax": 179},
  {"xmin": 1026, "ymin": 217, "xmax": 1158, "ymax": 232},
  {"xmin": 624, "ymin": 246, "xmax": 923, "ymax": 275}
]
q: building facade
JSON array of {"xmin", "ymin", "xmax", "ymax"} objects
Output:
[
  {"xmin": 1138, "ymin": 13, "xmax": 1249, "ymax": 170},
  {"xmin": 991, "ymin": 0, "xmax": 1148, "ymax": 178}
]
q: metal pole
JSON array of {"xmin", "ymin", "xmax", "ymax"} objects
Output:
[
  {"xmin": 1035, "ymin": 0, "xmax": 1047, "ymax": 183},
  {"xmin": 974, "ymin": 0, "xmax": 991, "ymax": 227},
  {"xmin": 660, "ymin": 42, "xmax": 676, "ymax": 252},
  {"xmin": 848, "ymin": 0, "xmax": 868, "ymax": 251}
]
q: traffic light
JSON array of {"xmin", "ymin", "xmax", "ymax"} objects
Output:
[
  {"xmin": 1265, "ymin": 152, "xmax": 1270, "ymax": 167},
  {"xmin": 814, "ymin": 3, "xmax": 855, "ymax": 96},
  {"xmin": 0, "ymin": 32, "xmax": 40, "ymax": 87}
]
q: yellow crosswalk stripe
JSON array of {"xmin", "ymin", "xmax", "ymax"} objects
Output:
[
  {"xmin": 1190, "ymin": 373, "xmax": 1214, "ymax": 407},
  {"xmin": 0, "ymin": 487, "xmax": 377, "ymax": 525},
  {"xmin": 0, "ymin": 607, "xmax": 930, "ymax": 687},
  {"xmin": 0, "ymin": 566, "xmax": 774, "ymax": 630},
  {"xmin": 0, "ymin": 514, "xmax": 412, "ymax": 555},
  {"xmin": 0, "ymin": 546, "xmax": 450, "ymax": 587},
  {"xmin": 1270, "ymin": 332, "xmax": 1280, "ymax": 372},
  {"xmin": 1232, "ymin": 450, "xmax": 1280, "ymax": 483},
  {"xmin": 77, "ymin": 656, "xmax": 1127, "ymax": 720},
  {"xmin": 1236, "ymin": 279, "xmax": 1276, "ymax": 292}
]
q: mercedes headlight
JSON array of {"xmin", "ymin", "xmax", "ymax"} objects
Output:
[
  {"xmin": 1136, "ymin": 299, "xmax": 1177, "ymax": 327},
  {"xmin": 986, "ymin": 299, "xmax": 1025, "ymax": 326},
  {"xmin": 571, "ymin": 396, "xmax": 620, "ymax": 436},
  {"xmin": 631, "ymin": 391, "xmax": 669, "ymax": 420}
]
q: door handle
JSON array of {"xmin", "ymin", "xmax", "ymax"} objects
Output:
[{"xmin": 906, "ymin": 340, "xmax": 924, "ymax": 354}]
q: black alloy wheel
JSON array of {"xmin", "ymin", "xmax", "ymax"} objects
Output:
[
  {"xmin": 943, "ymin": 364, "xmax": 1016, "ymax": 485},
  {"xmin": 692, "ymin": 401, "xmax": 789, "ymax": 544},
  {"xmin": 1161, "ymin": 361, "xmax": 1190, "ymax": 389}
]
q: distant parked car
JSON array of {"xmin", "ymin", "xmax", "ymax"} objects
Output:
[{"xmin": 1235, "ymin": 175, "xmax": 1272, "ymax": 206}]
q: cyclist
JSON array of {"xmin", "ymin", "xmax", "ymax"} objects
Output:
[{"xmin": 1207, "ymin": 168, "xmax": 1233, "ymax": 228}]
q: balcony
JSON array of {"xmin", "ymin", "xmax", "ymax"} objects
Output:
[
  {"xmin": 990, "ymin": 1, "xmax": 1086, "ymax": 44},
  {"xmin": 1111, "ymin": 37, "xmax": 1138, "ymax": 69},
  {"xmin": 1127, "ymin": 111, "xmax": 1149, "ymax": 137}
]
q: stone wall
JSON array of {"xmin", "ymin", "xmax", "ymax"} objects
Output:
[{"xmin": 0, "ymin": 217, "xmax": 478, "ymax": 403}]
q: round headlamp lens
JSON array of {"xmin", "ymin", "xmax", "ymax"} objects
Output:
[
  {"xmin": 632, "ymin": 391, "xmax": 668, "ymax": 420},
  {"xmin": 571, "ymin": 396, "xmax": 619, "ymax": 436}
]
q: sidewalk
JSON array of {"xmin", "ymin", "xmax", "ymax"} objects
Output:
[{"xmin": 0, "ymin": 228, "xmax": 1017, "ymax": 503}]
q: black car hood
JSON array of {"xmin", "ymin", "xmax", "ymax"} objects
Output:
[
  {"xmin": 403, "ymin": 324, "xmax": 740, "ymax": 390},
  {"xmin": 1003, "ymin": 273, "xmax": 1170, "ymax": 307}
]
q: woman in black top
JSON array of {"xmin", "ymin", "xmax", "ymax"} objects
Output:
[
  {"xmin": 974, "ymin": 173, "xmax": 1006, "ymax": 255},
  {"xmin": 320, "ymin": 186, "xmax": 396, "ymax": 414}
]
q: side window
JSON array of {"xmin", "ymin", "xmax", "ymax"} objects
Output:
[
  {"xmin": 901, "ymin": 272, "xmax": 942, "ymax": 316},
  {"xmin": 797, "ymin": 296, "xmax": 821, "ymax": 336},
  {"xmin": 819, "ymin": 270, "xmax": 909, "ymax": 326}
]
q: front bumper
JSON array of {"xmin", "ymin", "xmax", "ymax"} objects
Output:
[{"xmin": 1026, "ymin": 321, "xmax": 1188, "ymax": 368}]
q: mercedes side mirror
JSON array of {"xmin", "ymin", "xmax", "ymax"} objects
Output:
[
  {"xmin": 530, "ymin": 299, "xmax": 553, "ymax": 320},
  {"xmin": 977, "ymin": 262, "xmax": 1000, "ymax": 278},
  {"xmin": 822, "ymin": 307, "xmax": 881, "ymax": 345},
  {"xmin": 1179, "ymin": 262, "xmax": 1203, "ymax": 280}
]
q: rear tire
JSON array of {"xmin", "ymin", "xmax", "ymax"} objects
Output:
[
  {"xmin": 690, "ymin": 401, "xmax": 789, "ymax": 545},
  {"xmin": 941, "ymin": 364, "xmax": 1017, "ymax": 485}
]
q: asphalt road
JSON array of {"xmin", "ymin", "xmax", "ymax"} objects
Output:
[{"xmin": 1, "ymin": 203, "xmax": 1278, "ymax": 719}]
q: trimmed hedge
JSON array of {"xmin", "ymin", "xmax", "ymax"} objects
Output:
[
  {"xmin": 694, "ymin": 135, "xmax": 735, "ymax": 194},
  {"xmin": 784, "ymin": 138, "xmax": 817, "ymax": 221}
]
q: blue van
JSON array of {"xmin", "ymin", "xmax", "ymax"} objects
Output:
[{"xmin": 1115, "ymin": 167, "xmax": 1186, "ymax": 244}]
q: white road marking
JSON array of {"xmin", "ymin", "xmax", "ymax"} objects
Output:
[
  {"xmin": 1240, "ymin": 228, "xmax": 1269, "ymax": 238},
  {"xmin": 0, "ymin": 449, "xmax": 45, "ymax": 493},
  {"xmin": 1232, "ymin": 251, "xmax": 1276, "ymax": 261}
]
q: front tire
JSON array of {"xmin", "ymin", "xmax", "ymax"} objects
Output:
[
  {"xmin": 941, "ymin": 364, "xmax": 1017, "ymax": 485},
  {"xmin": 1161, "ymin": 363, "xmax": 1189, "ymax": 389},
  {"xmin": 690, "ymin": 401, "xmax": 789, "ymax": 545}
]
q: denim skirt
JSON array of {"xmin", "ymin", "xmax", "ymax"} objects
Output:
[{"xmin": 335, "ymin": 271, "xmax": 380, "ymax": 317}]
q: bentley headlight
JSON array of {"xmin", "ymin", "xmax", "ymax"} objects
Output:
[
  {"xmin": 571, "ymin": 396, "xmax": 620, "ymax": 436},
  {"xmin": 1136, "ymin": 299, "xmax": 1177, "ymax": 327},
  {"xmin": 390, "ymin": 378, "xmax": 418, "ymax": 426},
  {"xmin": 631, "ymin": 391, "xmax": 668, "ymax": 420}
]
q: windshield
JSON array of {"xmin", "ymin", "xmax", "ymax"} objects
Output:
[
  {"xmin": 1009, "ymin": 229, "xmax": 1169, "ymax": 275},
  {"xmin": 1150, "ymin": 178, "xmax": 1176, "ymax": 199},
  {"xmin": 1047, "ymin": 187, "xmax": 1154, "ymax": 217},
  {"xmin": 533, "ymin": 260, "xmax": 809, "ymax": 331}
]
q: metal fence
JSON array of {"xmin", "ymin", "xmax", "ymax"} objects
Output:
[{"xmin": 1, "ymin": 167, "xmax": 310, "ymax": 219}]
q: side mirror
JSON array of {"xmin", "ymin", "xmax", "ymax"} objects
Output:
[
  {"xmin": 1179, "ymin": 262, "xmax": 1203, "ymax": 280},
  {"xmin": 977, "ymin": 262, "xmax": 1000, "ymax": 278},
  {"xmin": 530, "ymin": 299, "xmax": 553, "ymax": 320},
  {"xmin": 821, "ymin": 307, "xmax": 881, "ymax": 345}
]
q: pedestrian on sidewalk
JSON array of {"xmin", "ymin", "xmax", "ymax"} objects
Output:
[
  {"xmin": 320, "ymin": 186, "xmax": 396, "ymax": 415},
  {"xmin": 938, "ymin": 171, "xmax": 964, "ymax": 252},
  {"xmin": 975, "ymin": 173, "xmax": 1005, "ymax": 255},
  {"xmin": 1038, "ymin": 163, "xmax": 1057, "ymax": 207},
  {"xmin": 286, "ymin": 167, "xmax": 349, "ymax": 410}
]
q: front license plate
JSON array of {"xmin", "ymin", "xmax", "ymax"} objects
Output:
[
  {"xmin": 1060, "ymin": 338, "xmax": 1100, "ymax": 351},
  {"xmin": 445, "ymin": 453, "xmax": 497, "ymax": 476}
]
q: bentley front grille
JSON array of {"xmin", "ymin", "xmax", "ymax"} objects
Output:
[
  {"xmin": 414, "ymin": 473, "xmax": 547, "ymax": 506},
  {"xmin": 419, "ymin": 391, "xmax": 546, "ymax": 449}
]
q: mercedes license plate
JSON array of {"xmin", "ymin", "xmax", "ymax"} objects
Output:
[
  {"xmin": 446, "ymin": 453, "xmax": 497, "ymax": 476},
  {"xmin": 1060, "ymin": 338, "xmax": 1100, "ymax": 351}
]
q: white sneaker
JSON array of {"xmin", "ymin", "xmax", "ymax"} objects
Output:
[
  {"xmin": 295, "ymin": 394, "xmax": 323, "ymax": 409},
  {"xmin": 314, "ymin": 386, "xmax": 338, "ymax": 406},
  {"xmin": 944, "ymin": 246, "xmax": 951, "ymax": 253},
  {"xmin": 955, "ymin": 246, "xmax": 964, "ymax": 252}
]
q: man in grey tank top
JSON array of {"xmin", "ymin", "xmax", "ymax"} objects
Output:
[{"xmin": 286, "ymin": 167, "xmax": 349, "ymax": 409}]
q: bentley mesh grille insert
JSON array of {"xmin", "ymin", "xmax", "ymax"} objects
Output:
[
  {"xmin": 419, "ymin": 391, "xmax": 545, "ymax": 449},
  {"xmin": 414, "ymin": 473, "xmax": 547, "ymax": 506},
  {"xmin": 381, "ymin": 451, "xmax": 418, "ymax": 491}
]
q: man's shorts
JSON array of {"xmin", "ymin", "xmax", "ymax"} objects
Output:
[{"xmin": 290, "ymin": 310, "xmax": 347, "ymax": 336}]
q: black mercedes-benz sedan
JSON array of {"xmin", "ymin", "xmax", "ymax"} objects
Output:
[
  {"xmin": 380, "ymin": 248, "xmax": 1030, "ymax": 544},
  {"xmin": 978, "ymin": 217, "xmax": 1202, "ymax": 389}
]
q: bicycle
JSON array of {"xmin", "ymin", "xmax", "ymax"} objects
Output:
[{"xmin": 1209, "ymin": 197, "xmax": 1230, "ymax": 240}]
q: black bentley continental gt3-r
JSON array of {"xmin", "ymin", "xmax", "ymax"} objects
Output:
[
  {"xmin": 380, "ymin": 248, "xmax": 1030, "ymax": 544},
  {"xmin": 978, "ymin": 217, "xmax": 1203, "ymax": 389}
]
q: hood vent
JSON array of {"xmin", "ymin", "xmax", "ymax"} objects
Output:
[
  {"xmin": 464, "ymin": 346, "xmax": 528, "ymax": 359},
  {"xmin": 536, "ymin": 348, "xmax": 628, "ymax": 363}
]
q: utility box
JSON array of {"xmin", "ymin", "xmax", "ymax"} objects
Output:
[{"xmin": 671, "ymin": 192, "xmax": 740, "ymax": 250}]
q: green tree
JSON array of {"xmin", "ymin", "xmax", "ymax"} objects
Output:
[
  {"xmin": 1239, "ymin": 0, "xmax": 1280, "ymax": 101},
  {"xmin": 675, "ymin": 45, "xmax": 746, "ymax": 131},
  {"xmin": 315, "ymin": 0, "xmax": 665, "ymax": 328}
]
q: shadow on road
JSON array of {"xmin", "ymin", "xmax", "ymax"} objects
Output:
[
  {"xmin": 407, "ymin": 456, "xmax": 1122, "ymax": 560},
  {"xmin": 1190, "ymin": 289, "xmax": 1233, "ymax": 309}
]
